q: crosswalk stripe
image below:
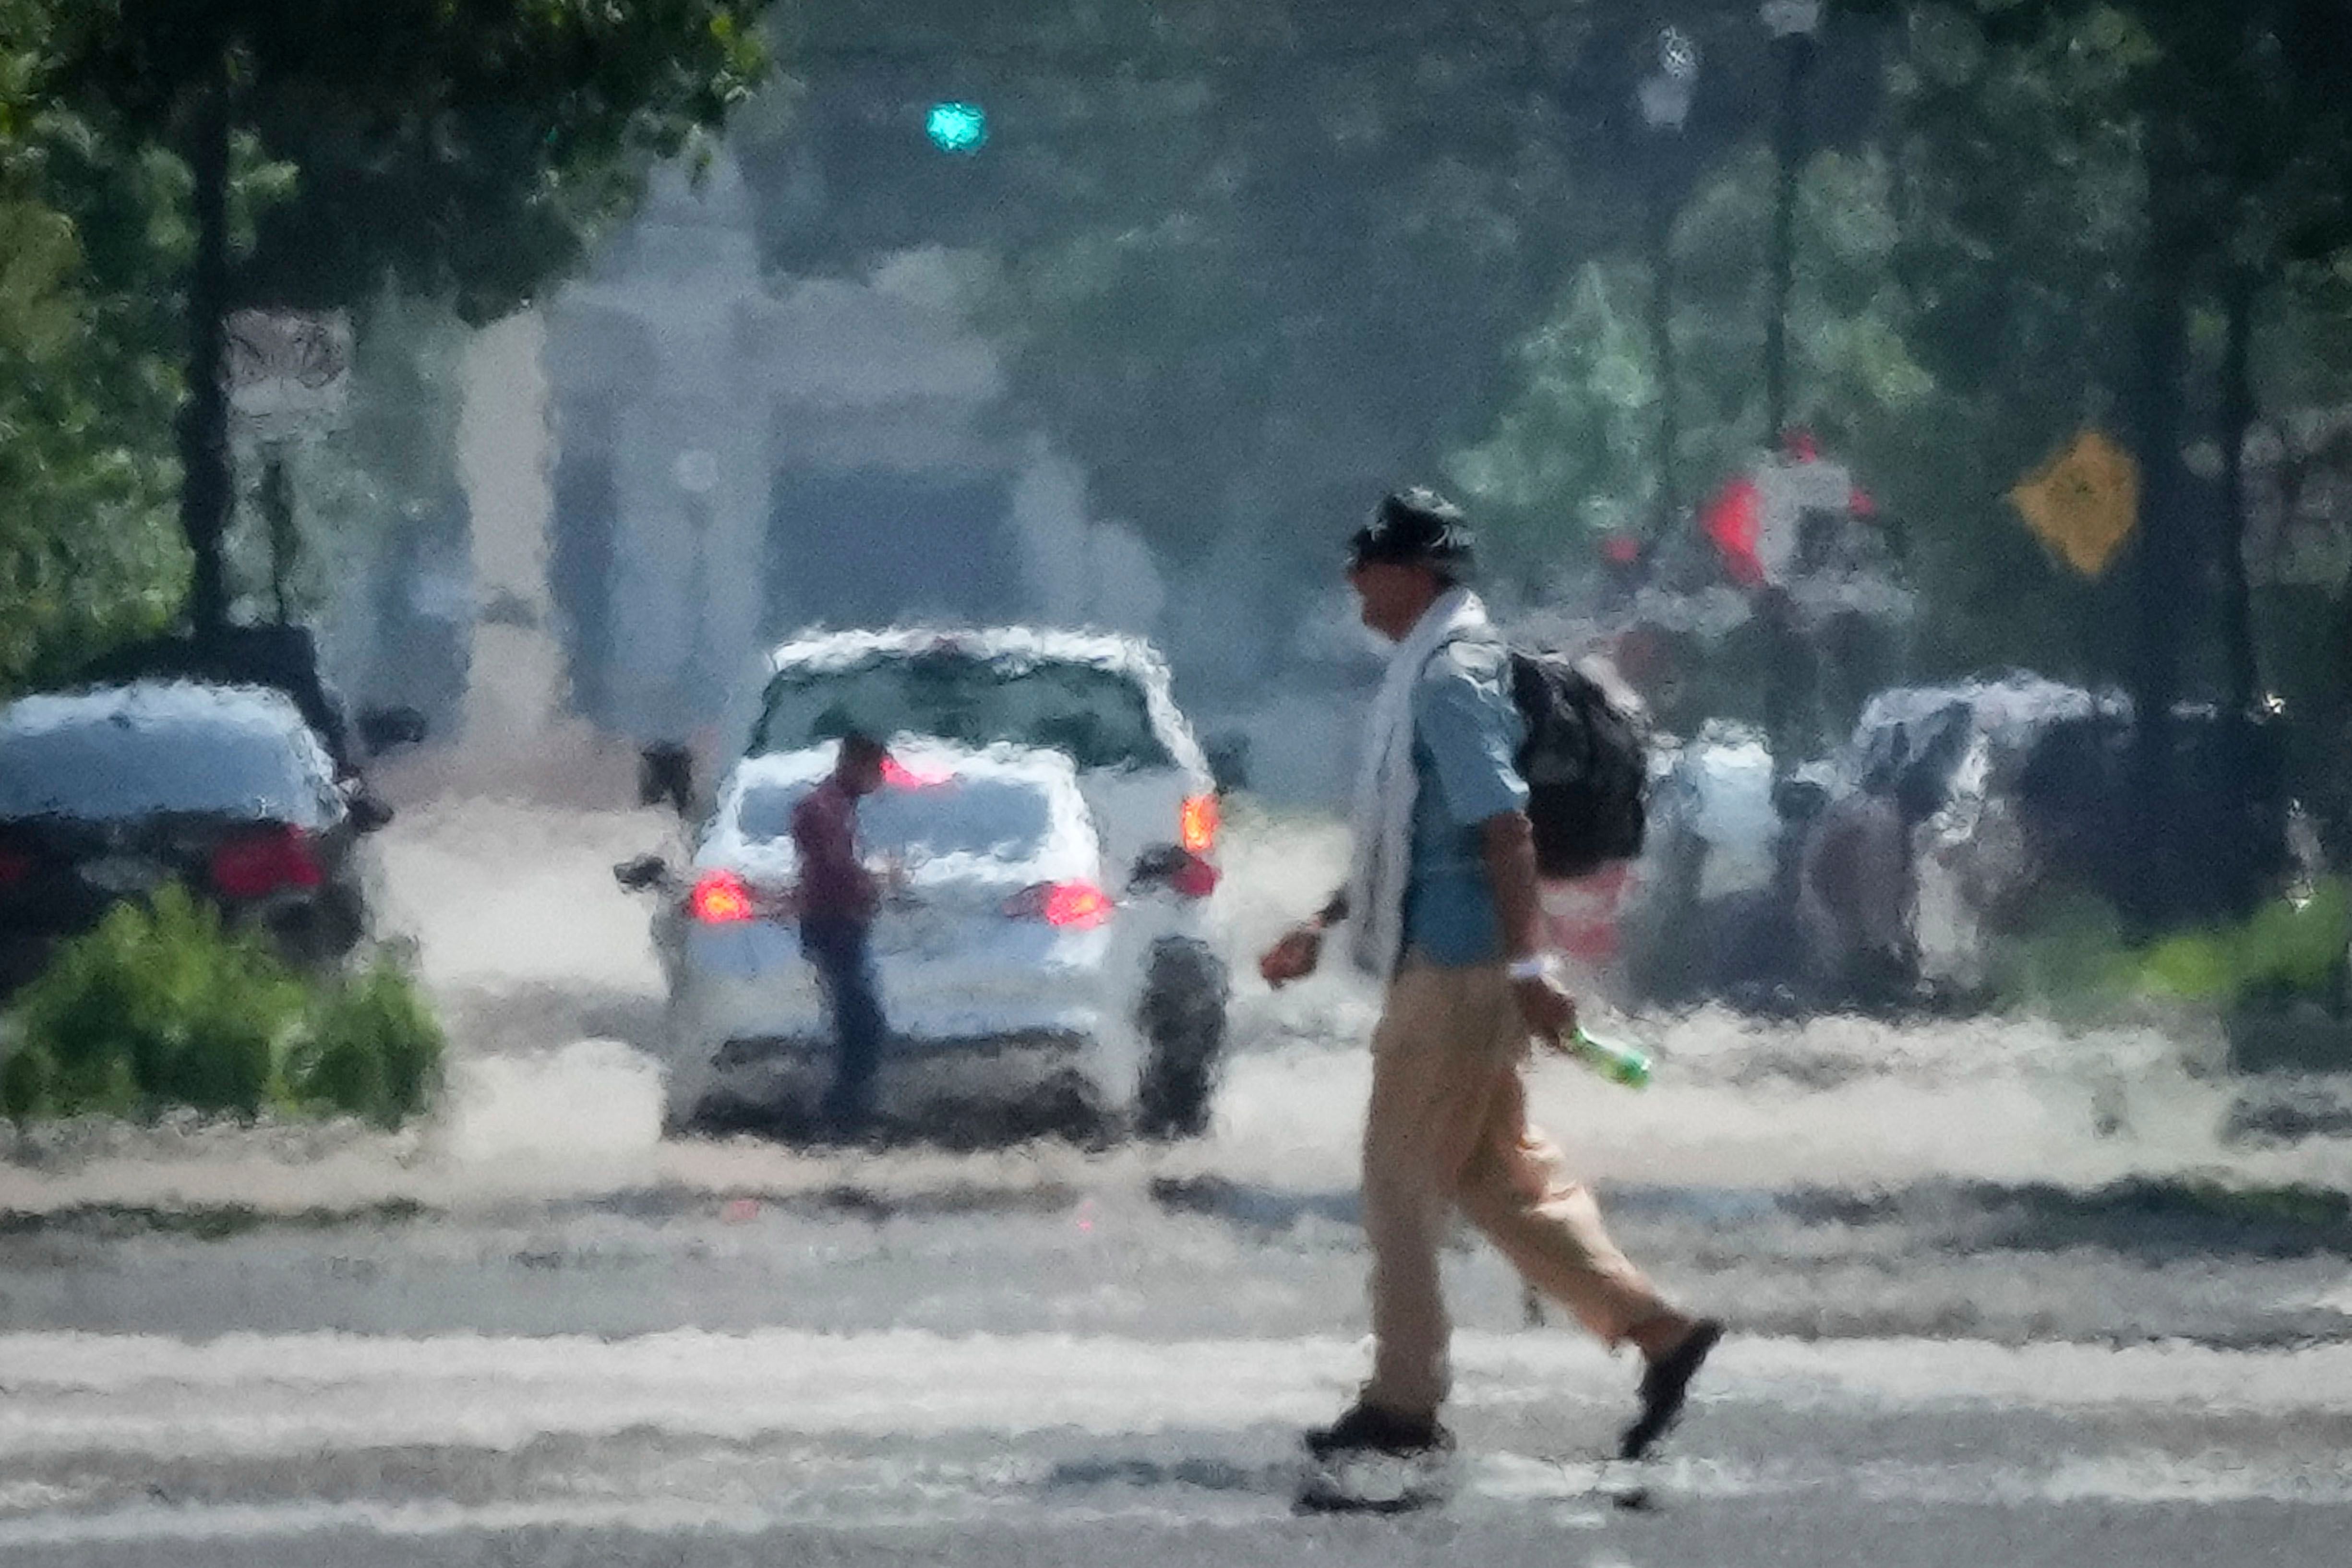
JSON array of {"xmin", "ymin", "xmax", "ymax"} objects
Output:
[{"xmin": 4, "ymin": 1329, "xmax": 2352, "ymax": 1463}]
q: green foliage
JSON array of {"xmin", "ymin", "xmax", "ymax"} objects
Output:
[
  {"xmin": 287, "ymin": 958, "xmax": 445, "ymax": 1128},
  {"xmin": 6, "ymin": 0, "xmax": 776, "ymax": 641},
  {"xmin": 4, "ymin": 885, "xmax": 304, "ymax": 1119},
  {"xmin": 751, "ymin": 0, "xmax": 1798, "ymax": 586},
  {"xmin": 1990, "ymin": 878, "xmax": 2352, "ymax": 1022},
  {"xmin": 2216, "ymin": 878, "xmax": 2351, "ymax": 1001},
  {"xmin": 1992, "ymin": 887, "xmax": 2139, "ymax": 1021},
  {"xmin": 1449, "ymin": 261, "xmax": 1658, "ymax": 585},
  {"xmin": 0, "ymin": 887, "xmax": 444, "ymax": 1126},
  {"xmin": 0, "ymin": 0, "xmax": 187, "ymax": 694}
]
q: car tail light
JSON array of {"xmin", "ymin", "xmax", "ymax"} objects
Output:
[
  {"xmin": 689, "ymin": 869, "xmax": 757, "ymax": 925},
  {"xmin": 210, "ymin": 825, "xmax": 324, "ymax": 898},
  {"xmin": 0, "ymin": 845, "xmax": 30, "ymax": 887},
  {"xmin": 1005, "ymin": 881, "xmax": 1116, "ymax": 930},
  {"xmin": 1180, "ymin": 794, "xmax": 1220, "ymax": 856},
  {"xmin": 882, "ymin": 755, "xmax": 951, "ymax": 790}
]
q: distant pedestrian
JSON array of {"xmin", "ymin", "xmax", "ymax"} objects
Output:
[
  {"xmin": 1260, "ymin": 490, "xmax": 1722, "ymax": 1464},
  {"xmin": 792, "ymin": 731, "xmax": 893, "ymax": 1134}
]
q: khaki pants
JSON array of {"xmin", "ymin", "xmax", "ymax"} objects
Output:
[{"xmin": 1361, "ymin": 958, "xmax": 1670, "ymax": 1418}]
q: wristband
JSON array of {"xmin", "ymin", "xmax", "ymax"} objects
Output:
[{"xmin": 1506, "ymin": 956, "xmax": 1551, "ymax": 982}]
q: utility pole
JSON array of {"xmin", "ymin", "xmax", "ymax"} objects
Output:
[
  {"xmin": 1760, "ymin": 0, "xmax": 1820, "ymax": 444},
  {"xmin": 1637, "ymin": 29, "xmax": 1700, "ymax": 552}
]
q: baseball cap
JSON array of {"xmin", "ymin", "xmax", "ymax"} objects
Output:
[{"xmin": 1346, "ymin": 489, "xmax": 1476, "ymax": 574}]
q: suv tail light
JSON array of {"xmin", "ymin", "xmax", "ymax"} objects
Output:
[
  {"xmin": 1004, "ymin": 881, "xmax": 1115, "ymax": 930},
  {"xmin": 689, "ymin": 869, "xmax": 757, "ymax": 925},
  {"xmin": 1180, "ymin": 794, "xmax": 1220, "ymax": 856},
  {"xmin": 882, "ymin": 755, "xmax": 952, "ymax": 789},
  {"xmin": 210, "ymin": 825, "xmax": 324, "ymax": 898},
  {"xmin": 0, "ymin": 845, "xmax": 31, "ymax": 888}
]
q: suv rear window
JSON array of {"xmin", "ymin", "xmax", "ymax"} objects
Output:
[
  {"xmin": 750, "ymin": 652, "xmax": 1174, "ymax": 771},
  {"xmin": 735, "ymin": 776, "xmax": 1056, "ymax": 864}
]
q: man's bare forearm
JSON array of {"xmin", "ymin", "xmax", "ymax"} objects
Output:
[{"xmin": 1480, "ymin": 811, "xmax": 1545, "ymax": 963}]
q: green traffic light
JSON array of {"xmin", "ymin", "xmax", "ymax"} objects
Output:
[{"xmin": 926, "ymin": 101, "xmax": 988, "ymax": 154}]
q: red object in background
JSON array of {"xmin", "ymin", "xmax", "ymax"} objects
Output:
[
  {"xmin": 1542, "ymin": 863, "xmax": 1635, "ymax": 967},
  {"xmin": 209, "ymin": 825, "xmax": 324, "ymax": 898},
  {"xmin": 1170, "ymin": 851, "xmax": 1220, "ymax": 898},
  {"xmin": 1701, "ymin": 475, "xmax": 1766, "ymax": 586},
  {"xmin": 0, "ymin": 844, "xmax": 31, "ymax": 887},
  {"xmin": 1601, "ymin": 533, "xmax": 1643, "ymax": 566}
]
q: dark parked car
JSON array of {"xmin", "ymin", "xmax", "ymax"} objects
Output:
[
  {"xmin": 74, "ymin": 624, "xmax": 429, "ymax": 781},
  {"xmin": 0, "ymin": 681, "xmax": 391, "ymax": 993}
]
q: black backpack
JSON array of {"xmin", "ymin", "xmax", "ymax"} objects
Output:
[{"xmin": 1505, "ymin": 648, "xmax": 1650, "ymax": 878}]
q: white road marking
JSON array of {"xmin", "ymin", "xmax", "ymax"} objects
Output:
[
  {"xmin": 5, "ymin": 1329, "xmax": 2352, "ymax": 1461},
  {"xmin": 3, "ymin": 1329, "xmax": 2351, "ymax": 1548}
]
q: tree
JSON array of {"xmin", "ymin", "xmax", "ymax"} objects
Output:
[
  {"xmin": 0, "ymin": 0, "xmax": 187, "ymax": 693},
  {"xmin": 46, "ymin": 0, "xmax": 775, "ymax": 637},
  {"xmin": 739, "ymin": 1, "xmax": 1858, "ymax": 608}
]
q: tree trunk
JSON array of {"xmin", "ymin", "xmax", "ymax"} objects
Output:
[
  {"xmin": 1646, "ymin": 179, "xmax": 1680, "ymax": 547},
  {"xmin": 2219, "ymin": 268, "xmax": 2259, "ymax": 721},
  {"xmin": 177, "ymin": 70, "xmax": 235, "ymax": 640}
]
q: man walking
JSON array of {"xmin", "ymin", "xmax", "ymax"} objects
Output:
[
  {"xmin": 792, "ymin": 730, "xmax": 893, "ymax": 1135},
  {"xmin": 1260, "ymin": 491, "xmax": 1722, "ymax": 1463}
]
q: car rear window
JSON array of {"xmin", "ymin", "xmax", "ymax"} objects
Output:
[
  {"xmin": 735, "ymin": 776, "xmax": 1056, "ymax": 864},
  {"xmin": 0, "ymin": 717, "xmax": 330, "ymax": 825},
  {"xmin": 750, "ymin": 652, "xmax": 1174, "ymax": 771}
]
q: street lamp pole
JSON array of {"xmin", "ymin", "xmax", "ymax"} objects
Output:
[
  {"xmin": 1761, "ymin": 0, "xmax": 1820, "ymax": 446},
  {"xmin": 1637, "ymin": 31, "xmax": 1699, "ymax": 552}
]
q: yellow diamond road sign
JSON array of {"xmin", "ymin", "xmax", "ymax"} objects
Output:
[{"xmin": 2011, "ymin": 430, "xmax": 2140, "ymax": 578}]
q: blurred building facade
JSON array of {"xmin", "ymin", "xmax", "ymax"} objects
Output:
[{"xmin": 539, "ymin": 151, "xmax": 1163, "ymax": 745}]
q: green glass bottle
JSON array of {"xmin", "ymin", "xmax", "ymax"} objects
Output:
[{"xmin": 1568, "ymin": 1027, "xmax": 1652, "ymax": 1089}]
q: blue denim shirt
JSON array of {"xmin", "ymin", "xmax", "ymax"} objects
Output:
[{"xmin": 1402, "ymin": 634, "xmax": 1528, "ymax": 967}]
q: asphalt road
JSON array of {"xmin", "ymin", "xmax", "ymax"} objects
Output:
[{"xmin": 2, "ymin": 798, "xmax": 2350, "ymax": 1565}]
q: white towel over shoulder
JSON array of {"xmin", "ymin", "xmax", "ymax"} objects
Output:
[{"xmin": 1343, "ymin": 587, "xmax": 1493, "ymax": 979}]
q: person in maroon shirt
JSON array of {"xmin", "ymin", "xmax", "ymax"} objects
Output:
[{"xmin": 791, "ymin": 731, "xmax": 891, "ymax": 1133}]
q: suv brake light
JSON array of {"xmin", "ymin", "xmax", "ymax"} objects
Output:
[
  {"xmin": 1180, "ymin": 794, "xmax": 1219, "ymax": 856},
  {"xmin": 689, "ymin": 869, "xmax": 757, "ymax": 925},
  {"xmin": 210, "ymin": 826, "xmax": 324, "ymax": 898},
  {"xmin": 1004, "ymin": 881, "xmax": 1115, "ymax": 929},
  {"xmin": 882, "ymin": 755, "xmax": 951, "ymax": 790},
  {"xmin": 0, "ymin": 845, "xmax": 30, "ymax": 887}
]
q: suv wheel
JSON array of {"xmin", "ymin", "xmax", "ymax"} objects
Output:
[{"xmin": 1137, "ymin": 938, "xmax": 1229, "ymax": 1139}]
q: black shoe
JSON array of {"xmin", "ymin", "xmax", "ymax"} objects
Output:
[
  {"xmin": 1304, "ymin": 1401, "xmax": 1454, "ymax": 1460},
  {"xmin": 1619, "ymin": 1319, "xmax": 1723, "ymax": 1461}
]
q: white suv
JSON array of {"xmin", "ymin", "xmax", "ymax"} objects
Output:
[{"xmin": 626, "ymin": 627, "xmax": 1230, "ymax": 1138}]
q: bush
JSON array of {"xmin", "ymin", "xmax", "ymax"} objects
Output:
[
  {"xmin": 287, "ymin": 958, "xmax": 445, "ymax": 1127},
  {"xmin": 1991, "ymin": 878, "xmax": 2352, "ymax": 1023},
  {"xmin": 4, "ymin": 886, "xmax": 305, "ymax": 1119},
  {"xmin": 1992, "ymin": 887, "xmax": 2138, "ymax": 1021},
  {"xmin": 0, "ymin": 888, "xmax": 444, "ymax": 1127}
]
